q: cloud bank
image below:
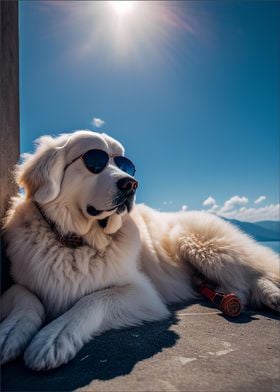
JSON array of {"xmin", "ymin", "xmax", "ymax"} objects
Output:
[
  {"xmin": 219, "ymin": 204, "xmax": 280, "ymax": 222},
  {"xmin": 202, "ymin": 195, "xmax": 279, "ymax": 222}
]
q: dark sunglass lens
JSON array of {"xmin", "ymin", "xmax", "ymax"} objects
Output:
[
  {"xmin": 114, "ymin": 156, "xmax": 136, "ymax": 176},
  {"xmin": 82, "ymin": 150, "xmax": 109, "ymax": 173}
]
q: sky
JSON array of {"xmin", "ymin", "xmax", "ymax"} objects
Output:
[{"xmin": 19, "ymin": 0, "xmax": 280, "ymax": 222}]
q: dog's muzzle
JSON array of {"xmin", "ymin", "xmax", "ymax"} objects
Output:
[{"xmin": 86, "ymin": 177, "xmax": 138, "ymax": 218}]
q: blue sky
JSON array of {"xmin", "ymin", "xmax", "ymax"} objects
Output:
[{"xmin": 19, "ymin": 1, "xmax": 280, "ymax": 221}]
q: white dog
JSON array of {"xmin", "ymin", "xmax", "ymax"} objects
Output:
[{"xmin": 1, "ymin": 130, "xmax": 279, "ymax": 371}]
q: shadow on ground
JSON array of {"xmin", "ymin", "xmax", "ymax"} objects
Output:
[
  {"xmin": 196, "ymin": 300, "xmax": 280, "ymax": 324},
  {"xmin": 1, "ymin": 301, "xmax": 279, "ymax": 392},
  {"xmin": 1, "ymin": 313, "xmax": 179, "ymax": 391}
]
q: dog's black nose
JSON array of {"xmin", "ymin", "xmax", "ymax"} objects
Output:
[{"xmin": 117, "ymin": 177, "xmax": 138, "ymax": 193}]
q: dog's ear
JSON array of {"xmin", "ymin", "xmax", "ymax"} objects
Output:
[{"xmin": 16, "ymin": 136, "xmax": 67, "ymax": 204}]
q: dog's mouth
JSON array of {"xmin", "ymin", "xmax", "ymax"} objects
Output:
[
  {"xmin": 86, "ymin": 198, "xmax": 132, "ymax": 217},
  {"xmin": 116, "ymin": 197, "xmax": 134, "ymax": 213},
  {"xmin": 86, "ymin": 196, "xmax": 134, "ymax": 229},
  {"xmin": 86, "ymin": 205, "xmax": 115, "ymax": 217}
]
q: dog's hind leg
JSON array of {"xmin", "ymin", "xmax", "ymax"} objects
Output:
[
  {"xmin": 176, "ymin": 218, "xmax": 280, "ymax": 312},
  {"xmin": 251, "ymin": 276, "xmax": 280, "ymax": 312},
  {"xmin": 0, "ymin": 284, "xmax": 45, "ymax": 364}
]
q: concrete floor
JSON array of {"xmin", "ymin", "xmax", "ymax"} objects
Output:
[{"xmin": 1, "ymin": 302, "xmax": 280, "ymax": 392}]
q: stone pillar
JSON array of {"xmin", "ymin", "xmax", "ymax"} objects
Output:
[{"xmin": 0, "ymin": 1, "xmax": 19, "ymax": 291}]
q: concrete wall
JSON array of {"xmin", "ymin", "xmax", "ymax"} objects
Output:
[
  {"xmin": 0, "ymin": 0, "xmax": 20, "ymax": 221},
  {"xmin": 0, "ymin": 1, "xmax": 19, "ymax": 291}
]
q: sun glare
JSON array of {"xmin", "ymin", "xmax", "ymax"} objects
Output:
[
  {"xmin": 72, "ymin": 1, "xmax": 196, "ymax": 64},
  {"xmin": 109, "ymin": 1, "xmax": 136, "ymax": 16}
]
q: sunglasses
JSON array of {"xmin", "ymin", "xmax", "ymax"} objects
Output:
[{"xmin": 65, "ymin": 149, "xmax": 136, "ymax": 176}]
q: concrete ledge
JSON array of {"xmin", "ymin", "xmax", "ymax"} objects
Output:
[{"xmin": 1, "ymin": 302, "xmax": 280, "ymax": 392}]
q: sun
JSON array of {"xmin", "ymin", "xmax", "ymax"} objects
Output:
[{"xmin": 109, "ymin": 1, "xmax": 136, "ymax": 16}]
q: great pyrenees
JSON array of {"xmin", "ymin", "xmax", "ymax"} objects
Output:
[{"xmin": 1, "ymin": 130, "xmax": 279, "ymax": 370}]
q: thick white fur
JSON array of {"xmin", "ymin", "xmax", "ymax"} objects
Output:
[{"xmin": 1, "ymin": 131, "xmax": 279, "ymax": 371}]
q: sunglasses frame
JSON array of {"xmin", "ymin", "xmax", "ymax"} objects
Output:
[{"xmin": 64, "ymin": 148, "xmax": 136, "ymax": 176}]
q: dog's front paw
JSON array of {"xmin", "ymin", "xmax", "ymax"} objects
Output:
[
  {"xmin": 0, "ymin": 312, "xmax": 42, "ymax": 365},
  {"xmin": 24, "ymin": 317, "xmax": 84, "ymax": 371}
]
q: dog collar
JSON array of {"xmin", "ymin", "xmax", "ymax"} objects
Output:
[{"xmin": 34, "ymin": 202, "xmax": 87, "ymax": 248}]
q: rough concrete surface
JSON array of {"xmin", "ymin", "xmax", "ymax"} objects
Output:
[{"xmin": 1, "ymin": 302, "xmax": 280, "ymax": 392}]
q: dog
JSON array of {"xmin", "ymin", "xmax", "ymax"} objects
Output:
[{"xmin": 1, "ymin": 130, "xmax": 279, "ymax": 370}]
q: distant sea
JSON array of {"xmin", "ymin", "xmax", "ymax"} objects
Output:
[{"xmin": 260, "ymin": 241, "xmax": 280, "ymax": 254}]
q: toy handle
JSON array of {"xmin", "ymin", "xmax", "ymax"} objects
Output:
[{"xmin": 199, "ymin": 285, "xmax": 242, "ymax": 317}]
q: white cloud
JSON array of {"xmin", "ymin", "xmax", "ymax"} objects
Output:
[
  {"xmin": 203, "ymin": 196, "xmax": 216, "ymax": 207},
  {"xmin": 181, "ymin": 205, "xmax": 188, "ymax": 211},
  {"xmin": 254, "ymin": 195, "xmax": 267, "ymax": 205},
  {"xmin": 163, "ymin": 200, "xmax": 173, "ymax": 206},
  {"xmin": 209, "ymin": 204, "xmax": 219, "ymax": 212},
  {"xmin": 220, "ymin": 195, "xmax": 249, "ymax": 213},
  {"xmin": 91, "ymin": 117, "xmax": 105, "ymax": 128},
  {"xmin": 218, "ymin": 204, "xmax": 280, "ymax": 222}
]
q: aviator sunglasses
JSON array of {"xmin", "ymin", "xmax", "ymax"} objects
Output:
[{"xmin": 65, "ymin": 149, "xmax": 136, "ymax": 176}]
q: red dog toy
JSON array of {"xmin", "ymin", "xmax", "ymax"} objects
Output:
[{"xmin": 199, "ymin": 284, "xmax": 242, "ymax": 317}]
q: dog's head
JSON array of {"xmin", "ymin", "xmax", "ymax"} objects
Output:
[{"xmin": 17, "ymin": 131, "xmax": 138, "ymax": 235}]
